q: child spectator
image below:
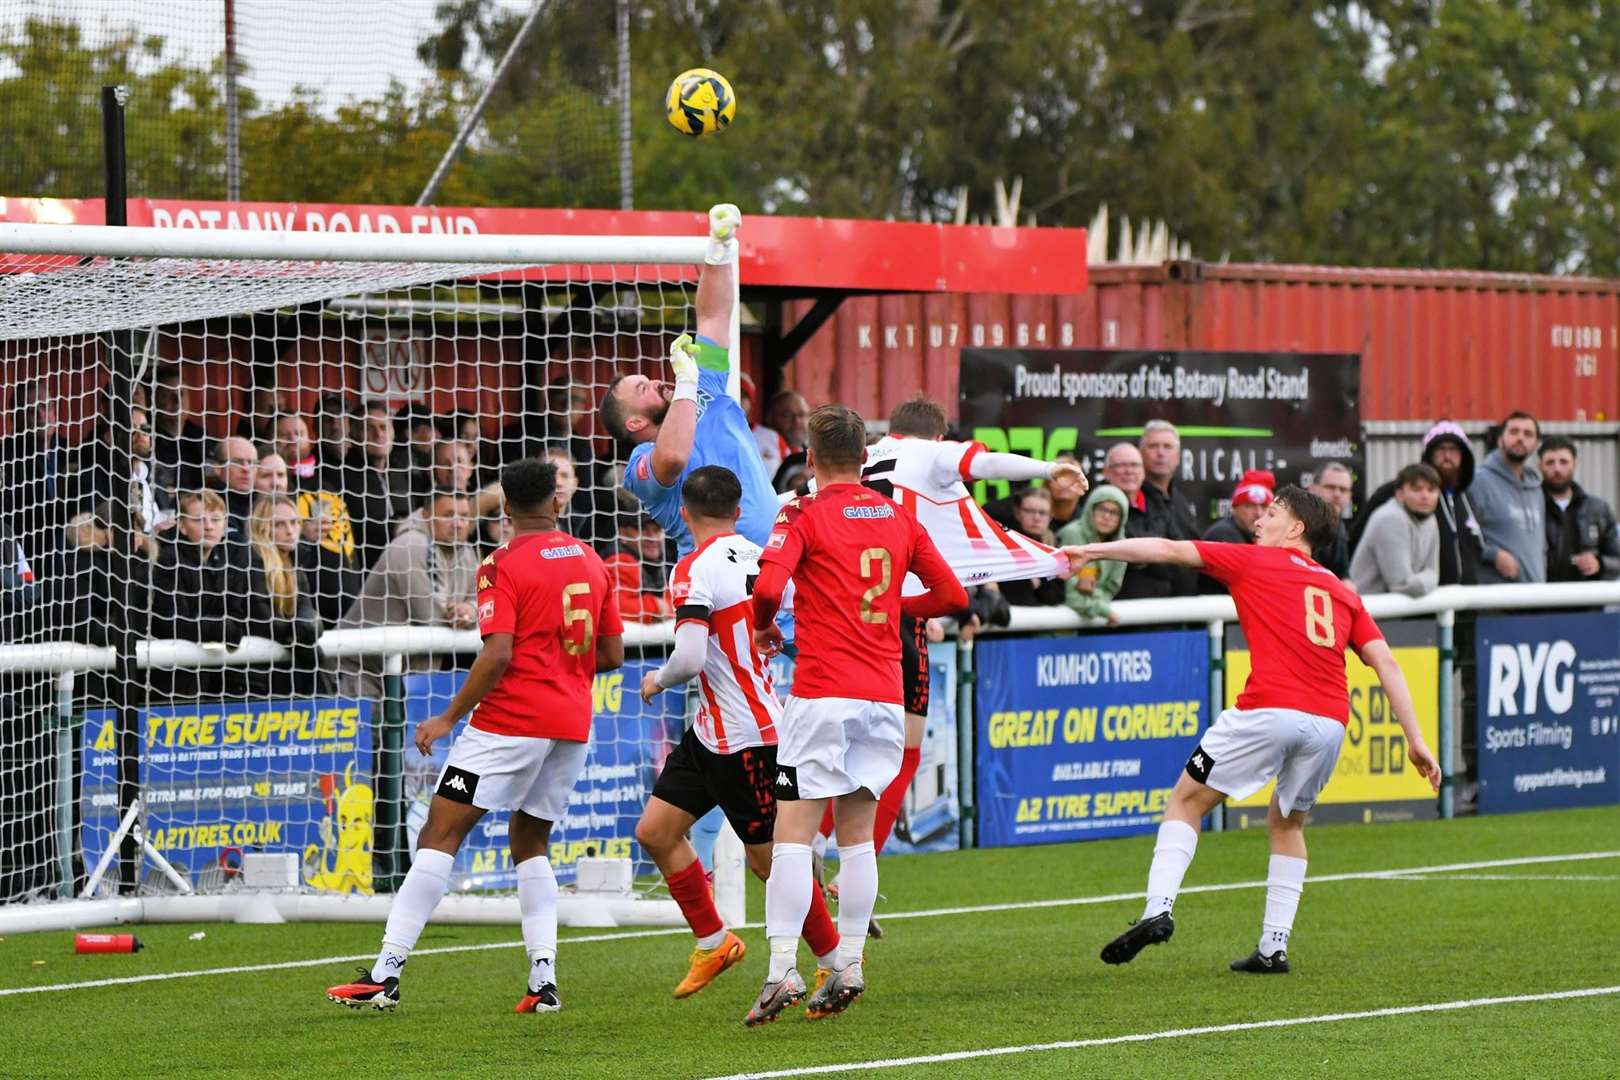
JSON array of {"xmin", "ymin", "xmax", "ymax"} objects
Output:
[{"xmin": 1350, "ymin": 463, "xmax": 1442, "ymax": 597}]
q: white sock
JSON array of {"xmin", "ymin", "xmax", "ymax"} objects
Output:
[
  {"xmin": 372, "ymin": 848, "xmax": 453, "ymax": 982},
  {"xmin": 695, "ymin": 929, "xmax": 728, "ymax": 951},
  {"xmin": 517, "ymin": 856, "xmax": 558, "ymax": 991},
  {"xmin": 1142, "ymin": 819, "xmax": 1199, "ymax": 919},
  {"xmin": 765, "ymin": 843, "xmax": 812, "ymax": 982},
  {"xmin": 834, "ymin": 841, "xmax": 877, "ymax": 970},
  {"xmin": 816, "ymin": 948, "xmax": 839, "ymax": 970},
  {"xmin": 1259, "ymin": 854, "xmax": 1307, "ymax": 957}
]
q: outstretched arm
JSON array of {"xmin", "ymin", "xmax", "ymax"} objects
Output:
[
  {"xmin": 695, "ymin": 204, "xmax": 739, "ymax": 347},
  {"xmin": 1359, "ymin": 639, "xmax": 1442, "ymax": 790},
  {"xmin": 970, "ymin": 452, "xmax": 1086, "ymax": 491},
  {"xmin": 1064, "ymin": 537, "xmax": 1203, "ymax": 571}
]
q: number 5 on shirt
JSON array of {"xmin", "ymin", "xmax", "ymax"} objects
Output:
[{"xmin": 562, "ymin": 581, "xmax": 595, "ymax": 656}]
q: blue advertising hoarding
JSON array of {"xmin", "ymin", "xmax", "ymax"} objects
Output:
[
  {"xmin": 82, "ymin": 699, "xmax": 374, "ymax": 893},
  {"xmin": 975, "ymin": 630, "xmax": 1207, "ymax": 846},
  {"xmin": 401, "ymin": 659, "xmax": 684, "ymax": 888},
  {"xmin": 1477, "ymin": 612, "xmax": 1620, "ymax": 814}
]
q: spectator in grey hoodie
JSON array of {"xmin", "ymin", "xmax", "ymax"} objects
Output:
[
  {"xmin": 1350, "ymin": 464, "xmax": 1441, "ymax": 597},
  {"xmin": 1471, "ymin": 411, "xmax": 1545, "ymax": 583},
  {"xmin": 334, "ymin": 488, "xmax": 479, "ymax": 699}
]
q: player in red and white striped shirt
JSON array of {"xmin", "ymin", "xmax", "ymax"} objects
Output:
[{"xmin": 635, "ymin": 466, "xmax": 841, "ymax": 1000}]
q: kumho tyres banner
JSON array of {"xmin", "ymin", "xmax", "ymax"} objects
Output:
[
  {"xmin": 1477, "ymin": 612, "xmax": 1620, "ymax": 814},
  {"xmin": 957, "ymin": 349, "xmax": 1361, "ymax": 517},
  {"xmin": 402, "ymin": 662, "xmax": 684, "ymax": 889},
  {"xmin": 975, "ymin": 631, "xmax": 1208, "ymax": 846},
  {"xmin": 1224, "ymin": 621, "xmax": 1439, "ymax": 827},
  {"xmin": 82, "ymin": 699, "xmax": 374, "ymax": 893}
]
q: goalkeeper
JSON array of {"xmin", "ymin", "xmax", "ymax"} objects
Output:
[{"xmin": 600, "ymin": 204, "xmax": 777, "ymax": 554}]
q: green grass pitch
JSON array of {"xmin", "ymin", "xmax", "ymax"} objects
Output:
[{"xmin": 2, "ymin": 806, "xmax": 1616, "ymax": 1079}]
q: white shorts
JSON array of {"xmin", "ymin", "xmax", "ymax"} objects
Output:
[
  {"xmin": 775, "ymin": 696, "xmax": 905, "ymax": 800},
  {"xmin": 436, "ymin": 724, "xmax": 588, "ymax": 822},
  {"xmin": 1185, "ymin": 707, "xmax": 1345, "ymax": 816}
]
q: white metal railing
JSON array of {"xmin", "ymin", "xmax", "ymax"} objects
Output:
[{"xmin": 3, "ymin": 581, "xmax": 1617, "ymax": 673}]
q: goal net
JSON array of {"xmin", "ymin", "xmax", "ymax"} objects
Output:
[{"xmin": 0, "ymin": 222, "xmax": 743, "ymax": 931}]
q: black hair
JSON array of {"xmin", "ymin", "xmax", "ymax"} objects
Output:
[
  {"xmin": 1272, "ymin": 484, "xmax": 1337, "ymax": 552},
  {"xmin": 501, "ymin": 458, "xmax": 558, "ymax": 514},
  {"xmin": 682, "ymin": 465, "xmax": 743, "ymax": 520},
  {"xmin": 1539, "ymin": 434, "xmax": 1576, "ymax": 457}
]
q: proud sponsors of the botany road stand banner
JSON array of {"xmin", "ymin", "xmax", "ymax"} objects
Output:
[
  {"xmin": 81, "ymin": 699, "xmax": 374, "ymax": 893},
  {"xmin": 957, "ymin": 349, "xmax": 1361, "ymax": 519},
  {"xmin": 1477, "ymin": 612, "xmax": 1620, "ymax": 814},
  {"xmin": 401, "ymin": 664, "xmax": 684, "ymax": 889},
  {"xmin": 975, "ymin": 630, "xmax": 1208, "ymax": 846},
  {"xmin": 1224, "ymin": 620, "xmax": 1440, "ymax": 826}
]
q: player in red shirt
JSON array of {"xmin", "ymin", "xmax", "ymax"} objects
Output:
[
  {"xmin": 1064, "ymin": 485, "xmax": 1440, "ymax": 974},
  {"xmin": 634, "ymin": 466, "xmax": 842, "ymax": 1001},
  {"xmin": 744, "ymin": 405, "xmax": 967, "ymax": 1025},
  {"xmin": 325, "ymin": 458, "xmax": 624, "ymax": 1013}
]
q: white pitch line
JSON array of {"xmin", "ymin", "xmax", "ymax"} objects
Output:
[
  {"xmin": 700, "ymin": 985, "xmax": 1620, "ymax": 1080},
  {"xmin": 3, "ymin": 848, "xmax": 1616, "ymax": 999},
  {"xmin": 1378, "ymin": 873, "xmax": 1620, "ymax": 882}
]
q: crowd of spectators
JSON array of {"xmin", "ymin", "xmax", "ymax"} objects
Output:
[
  {"xmin": 0, "ymin": 369, "xmax": 685, "ymax": 698},
  {"xmin": 4, "ymin": 366, "xmax": 1618, "ymax": 701},
  {"xmin": 974, "ymin": 409, "xmax": 1620, "ymax": 626}
]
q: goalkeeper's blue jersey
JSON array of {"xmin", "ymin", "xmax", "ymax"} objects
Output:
[{"xmin": 622, "ymin": 337, "xmax": 778, "ymax": 556}]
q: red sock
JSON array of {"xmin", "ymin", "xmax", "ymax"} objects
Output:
[
  {"xmin": 665, "ymin": 859, "xmax": 724, "ymax": 940},
  {"xmin": 873, "ymin": 746, "xmax": 922, "ymax": 853},
  {"xmin": 800, "ymin": 878, "xmax": 840, "ymax": 958},
  {"xmin": 818, "ymin": 803, "xmax": 835, "ymax": 839}
]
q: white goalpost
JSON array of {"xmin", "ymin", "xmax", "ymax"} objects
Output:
[{"xmin": 0, "ymin": 220, "xmax": 747, "ymax": 934}]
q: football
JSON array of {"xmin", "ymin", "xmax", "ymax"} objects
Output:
[{"xmin": 665, "ymin": 67, "xmax": 735, "ymax": 138}]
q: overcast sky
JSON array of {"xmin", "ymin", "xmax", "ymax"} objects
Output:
[{"xmin": 12, "ymin": 0, "xmax": 537, "ymax": 109}]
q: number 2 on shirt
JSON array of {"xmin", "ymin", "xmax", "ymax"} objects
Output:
[
  {"xmin": 561, "ymin": 581, "xmax": 595, "ymax": 656},
  {"xmin": 1303, "ymin": 585, "xmax": 1335, "ymax": 647},
  {"xmin": 859, "ymin": 547, "xmax": 893, "ymax": 623}
]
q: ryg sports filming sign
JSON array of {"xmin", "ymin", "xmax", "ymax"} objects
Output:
[
  {"xmin": 1225, "ymin": 620, "xmax": 1439, "ymax": 826},
  {"xmin": 957, "ymin": 349, "xmax": 1361, "ymax": 520},
  {"xmin": 975, "ymin": 630, "xmax": 1207, "ymax": 846},
  {"xmin": 1477, "ymin": 612, "xmax": 1620, "ymax": 814}
]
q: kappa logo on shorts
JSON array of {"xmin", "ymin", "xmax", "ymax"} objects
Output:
[
  {"xmin": 1185, "ymin": 745, "xmax": 1215, "ymax": 784},
  {"xmin": 437, "ymin": 765, "xmax": 480, "ymax": 805},
  {"xmin": 772, "ymin": 764, "xmax": 800, "ymax": 801}
]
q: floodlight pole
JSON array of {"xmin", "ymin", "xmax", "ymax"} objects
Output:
[
  {"xmin": 101, "ymin": 84, "xmax": 141, "ymax": 896},
  {"xmin": 415, "ymin": 0, "xmax": 547, "ymax": 206},
  {"xmin": 224, "ymin": 0, "xmax": 242, "ymax": 201}
]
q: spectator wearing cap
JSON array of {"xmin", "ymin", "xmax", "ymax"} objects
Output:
[
  {"xmin": 1350, "ymin": 463, "xmax": 1442, "ymax": 597},
  {"xmin": 1351, "ymin": 421, "xmax": 1482, "ymax": 585},
  {"xmin": 1540, "ymin": 436, "xmax": 1620, "ymax": 582},
  {"xmin": 754, "ymin": 390, "xmax": 810, "ymax": 481},
  {"xmin": 1198, "ymin": 470, "xmax": 1275, "ymax": 593},
  {"xmin": 1308, "ymin": 461, "xmax": 1355, "ymax": 577},
  {"xmin": 1470, "ymin": 411, "xmax": 1545, "ymax": 583}
]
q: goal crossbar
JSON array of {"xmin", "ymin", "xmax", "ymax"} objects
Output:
[{"xmin": 0, "ymin": 222, "xmax": 709, "ymax": 266}]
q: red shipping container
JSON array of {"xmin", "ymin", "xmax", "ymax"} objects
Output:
[{"xmin": 782, "ymin": 262, "xmax": 1620, "ymax": 424}]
